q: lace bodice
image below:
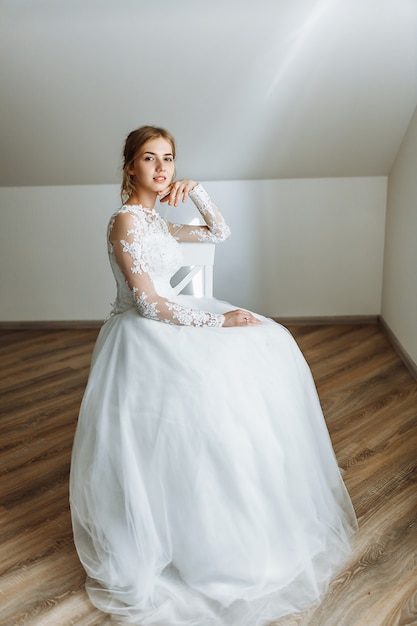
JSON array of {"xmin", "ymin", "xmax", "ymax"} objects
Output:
[{"xmin": 107, "ymin": 184, "xmax": 231, "ymax": 326}]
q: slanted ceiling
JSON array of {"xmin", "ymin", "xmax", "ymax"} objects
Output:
[{"xmin": 1, "ymin": 0, "xmax": 416, "ymax": 186}]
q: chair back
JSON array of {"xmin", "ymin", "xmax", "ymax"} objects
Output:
[{"xmin": 172, "ymin": 242, "xmax": 215, "ymax": 297}]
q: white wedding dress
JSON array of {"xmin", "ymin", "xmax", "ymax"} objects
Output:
[{"xmin": 70, "ymin": 185, "xmax": 357, "ymax": 625}]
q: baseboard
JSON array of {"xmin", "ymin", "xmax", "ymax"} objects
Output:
[
  {"xmin": 272, "ymin": 315, "xmax": 379, "ymax": 326},
  {"xmin": 0, "ymin": 320, "xmax": 103, "ymax": 330},
  {"xmin": 378, "ymin": 316, "xmax": 417, "ymax": 381},
  {"xmin": 1, "ymin": 315, "xmax": 379, "ymax": 330}
]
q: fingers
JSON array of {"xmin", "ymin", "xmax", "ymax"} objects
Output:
[
  {"xmin": 159, "ymin": 179, "xmax": 197, "ymax": 206},
  {"xmin": 223, "ymin": 310, "xmax": 262, "ymax": 327},
  {"xmin": 240, "ymin": 312, "xmax": 261, "ymax": 326}
]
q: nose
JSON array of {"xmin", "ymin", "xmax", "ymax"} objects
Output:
[{"xmin": 155, "ymin": 158, "xmax": 165, "ymax": 171}]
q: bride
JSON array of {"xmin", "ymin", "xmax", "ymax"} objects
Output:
[{"xmin": 70, "ymin": 125, "xmax": 357, "ymax": 625}]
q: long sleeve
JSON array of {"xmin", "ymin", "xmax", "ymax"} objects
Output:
[
  {"xmin": 168, "ymin": 184, "xmax": 231, "ymax": 243},
  {"xmin": 108, "ymin": 208, "xmax": 225, "ymax": 327}
]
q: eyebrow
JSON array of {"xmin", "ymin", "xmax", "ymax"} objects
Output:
[{"xmin": 143, "ymin": 151, "xmax": 174, "ymax": 156}]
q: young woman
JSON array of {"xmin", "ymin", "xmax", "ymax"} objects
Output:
[{"xmin": 70, "ymin": 126, "xmax": 357, "ymax": 625}]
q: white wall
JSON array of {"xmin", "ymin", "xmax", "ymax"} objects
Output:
[
  {"xmin": 382, "ymin": 106, "xmax": 417, "ymax": 367},
  {"xmin": 0, "ymin": 185, "xmax": 119, "ymax": 321},
  {"xmin": 0, "ymin": 177, "xmax": 387, "ymax": 321}
]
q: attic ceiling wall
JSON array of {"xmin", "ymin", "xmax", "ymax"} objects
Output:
[{"xmin": 1, "ymin": 0, "xmax": 416, "ymax": 186}]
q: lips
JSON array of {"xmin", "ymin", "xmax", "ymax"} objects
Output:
[{"xmin": 154, "ymin": 177, "xmax": 166, "ymax": 183}]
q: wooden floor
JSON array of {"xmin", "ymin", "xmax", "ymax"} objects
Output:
[{"xmin": 0, "ymin": 323, "xmax": 416, "ymax": 626}]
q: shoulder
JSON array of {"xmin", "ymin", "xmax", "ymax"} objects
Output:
[
  {"xmin": 110, "ymin": 205, "xmax": 145, "ymax": 222},
  {"xmin": 108, "ymin": 206, "xmax": 147, "ymax": 238}
]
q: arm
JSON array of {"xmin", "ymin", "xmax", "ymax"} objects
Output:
[
  {"xmin": 165, "ymin": 183, "xmax": 231, "ymax": 243},
  {"xmin": 159, "ymin": 180, "xmax": 261, "ymax": 327},
  {"xmin": 109, "ymin": 210, "xmax": 225, "ymax": 327}
]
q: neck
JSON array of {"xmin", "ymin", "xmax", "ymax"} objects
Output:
[{"xmin": 127, "ymin": 190, "xmax": 158, "ymax": 208}]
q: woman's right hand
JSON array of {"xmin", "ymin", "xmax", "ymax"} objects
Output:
[{"xmin": 222, "ymin": 310, "xmax": 262, "ymax": 327}]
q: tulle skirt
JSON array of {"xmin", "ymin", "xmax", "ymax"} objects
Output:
[{"xmin": 70, "ymin": 296, "xmax": 357, "ymax": 625}]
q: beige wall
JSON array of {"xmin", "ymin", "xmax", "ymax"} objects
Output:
[
  {"xmin": 382, "ymin": 106, "xmax": 417, "ymax": 367},
  {"xmin": 0, "ymin": 177, "xmax": 386, "ymax": 321}
]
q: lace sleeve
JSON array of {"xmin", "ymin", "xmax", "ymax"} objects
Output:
[
  {"xmin": 109, "ymin": 210, "xmax": 225, "ymax": 327},
  {"xmin": 168, "ymin": 184, "xmax": 231, "ymax": 243}
]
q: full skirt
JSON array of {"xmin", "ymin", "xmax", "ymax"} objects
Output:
[{"xmin": 70, "ymin": 296, "xmax": 357, "ymax": 625}]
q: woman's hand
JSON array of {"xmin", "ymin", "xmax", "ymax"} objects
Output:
[
  {"xmin": 222, "ymin": 310, "xmax": 262, "ymax": 327},
  {"xmin": 159, "ymin": 179, "xmax": 198, "ymax": 207}
]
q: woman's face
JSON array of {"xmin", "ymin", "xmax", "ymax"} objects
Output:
[{"xmin": 128, "ymin": 136, "xmax": 175, "ymax": 198}]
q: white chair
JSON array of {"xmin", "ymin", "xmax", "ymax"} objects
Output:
[{"xmin": 172, "ymin": 242, "xmax": 215, "ymax": 297}]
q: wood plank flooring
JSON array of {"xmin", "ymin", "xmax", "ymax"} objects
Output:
[{"xmin": 0, "ymin": 323, "xmax": 416, "ymax": 626}]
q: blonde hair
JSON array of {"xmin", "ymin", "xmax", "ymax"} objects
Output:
[{"xmin": 121, "ymin": 125, "xmax": 176, "ymax": 202}]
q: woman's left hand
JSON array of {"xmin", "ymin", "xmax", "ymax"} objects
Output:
[{"xmin": 159, "ymin": 179, "xmax": 198, "ymax": 207}]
